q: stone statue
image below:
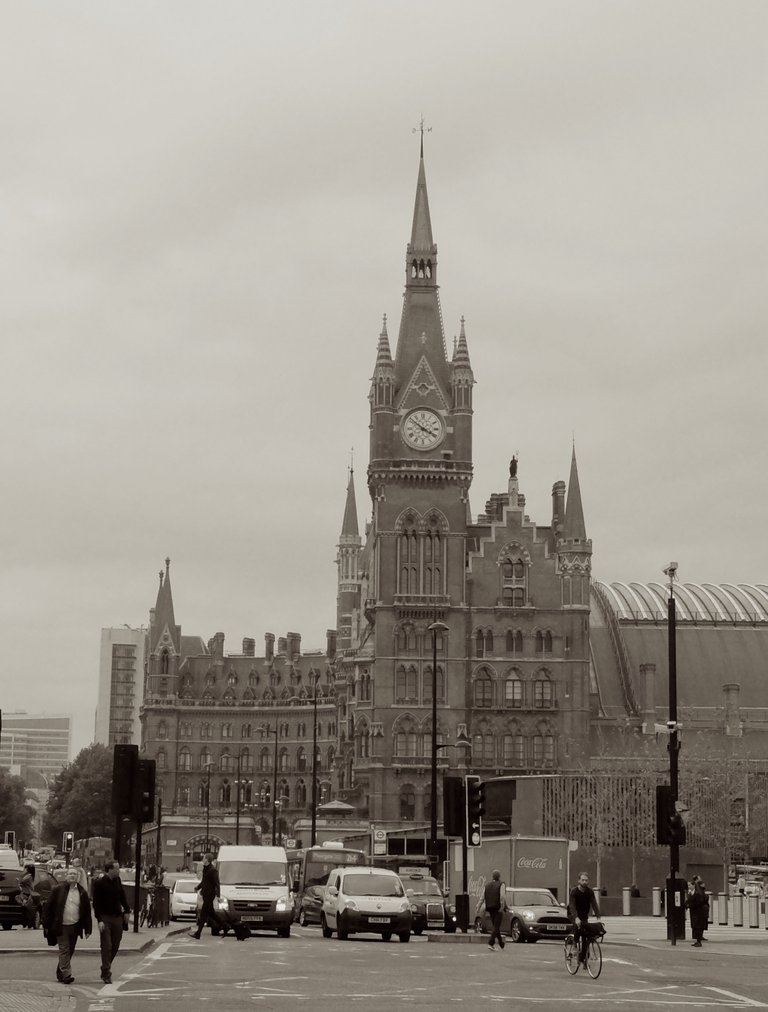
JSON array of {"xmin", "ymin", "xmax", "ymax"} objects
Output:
[{"xmin": 509, "ymin": 456, "xmax": 518, "ymax": 478}]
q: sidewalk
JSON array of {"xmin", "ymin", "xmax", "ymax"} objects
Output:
[
  {"xmin": 0, "ymin": 920, "xmax": 189, "ymax": 956},
  {"xmin": 601, "ymin": 915, "xmax": 768, "ymax": 948}
]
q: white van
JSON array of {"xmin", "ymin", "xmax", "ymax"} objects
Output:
[
  {"xmin": 0, "ymin": 846, "xmax": 21, "ymax": 870},
  {"xmin": 215, "ymin": 845, "xmax": 294, "ymax": 937}
]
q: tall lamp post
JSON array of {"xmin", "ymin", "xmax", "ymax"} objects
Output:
[
  {"xmin": 203, "ymin": 762, "xmax": 214, "ymax": 854},
  {"xmin": 235, "ymin": 751, "xmax": 252, "ymax": 846},
  {"xmin": 427, "ymin": 620, "xmax": 449, "ymax": 875},
  {"xmin": 311, "ymin": 672, "xmax": 320, "ymax": 846},
  {"xmin": 258, "ymin": 725, "xmax": 279, "ymax": 845},
  {"xmin": 664, "ymin": 561, "xmax": 682, "ymax": 945}
]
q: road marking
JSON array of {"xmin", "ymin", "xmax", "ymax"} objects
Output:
[{"xmin": 704, "ymin": 987, "xmax": 768, "ymax": 1008}]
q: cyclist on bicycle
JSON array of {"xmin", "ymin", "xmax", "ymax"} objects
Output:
[{"xmin": 568, "ymin": 872, "xmax": 600, "ymax": 966}]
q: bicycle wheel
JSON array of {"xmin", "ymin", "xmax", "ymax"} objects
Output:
[
  {"xmin": 586, "ymin": 939, "xmax": 602, "ymax": 979},
  {"xmin": 564, "ymin": 934, "xmax": 579, "ymax": 975},
  {"xmin": 139, "ymin": 905, "xmax": 147, "ymax": 927}
]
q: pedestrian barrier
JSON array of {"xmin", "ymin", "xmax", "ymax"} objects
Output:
[
  {"xmin": 717, "ymin": 893, "xmax": 728, "ymax": 925},
  {"xmin": 622, "ymin": 887, "xmax": 631, "ymax": 916},
  {"xmin": 748, "ymin": 894, "xmax": 759, "ymax": 928},
  {"xmin": 652, "ymin": 886, "xmax": 662, "ymax": 917},
  {"xmin": 706, "ymin": 892, "xmax": 713, "ymax": 926},
  {"xmin": 732, "ymin": 894, "xmax": 744, "ymax": 927}
]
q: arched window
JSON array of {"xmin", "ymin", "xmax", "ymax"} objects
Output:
[
  {"xmin": 535, "ymin": 631, "xmax": 544, "ymax": 653},
  {"xmin": 200, "ymin": 748, "xmax": 212, "ymax": 770},
  {"xmin": 422, "ymin": 723, "xmax": 444, "ymax": 758},
  {"xmin": 424, "ymin": 515, "xmax": 443, "ymax": 595},
  {"xmin": 504, "ymin": 671, "xmax": 523, "ymax": 708},
  {"xmin": 475, "ymin": 630, "xmax": 485, "ymax": 657},
  {"xmin": 485, "ymin": 630, "xmax": 494, "ymax": 655},
  {"xmin": 197, "ymin": 782, "xmax": 207, "ymax": 806},
  {"xmin": 544, "ymin": 631, "xmax": 553, "ymax": 655},
  {"xmin": 473, "ymin": 669, "xmax": 494, "ymax": 707},
  {"xmin": 241, "ymin": 724, "xmax": 252, "ymax": 739},
  {"xmin": 221, "ymin": 723, "xmax": 233, "ymax": 739},
  {"xmin": 259, "ymin": 747, "xmax": 272, "ymax": 772},
  {"xmin": 399, "ymin": 518, "xmax": 419, "ymax": 594},
  {"xmin": 227, "ymin": 672, "xmax": 237, "ymax": 687},
  {"xmin": 423, "ymin": 666, "xmax": 444, "ymax": 704},
  {"xmin": 534, "ymin": 672, "xmax": 553, "ymax": 708},
  {"xmin": 472, "ymin": 732, "xmax": 495, "ymax": 766},
  {"xmin": 219, "ymin": 780, "xmax": 231, "ymax": 806},
  {"xmin": 157, "ymin": 721, "xmax": 167, "ymax": 740},
  {"xmin": 177, "ymin": 784, "xmax": 190, "ymax": 806},
  {"xmin": 220, "ymin": 753, "xmax": 233, "ymax": 773},
  {"xmin": 278, "ymin": 748, "xmax": 289, "ymax": 772},
  {"xmin": 157, "ymin": 751, "xmax": 167, "ymax": 771},
  {"xmin": 399, "ymin": 785, "xmax": 416, "ymax": 821},
  {"xmin": 297, "ymin": 747, "xmax": 307, "ymax": 772},
  {"xmin": 394, "ymin": 723, "xmax": 417, "ymax": 757},
  {"xmin": 533, "ymin": 732, "xmax": 555, "ymax": 766},
  {"xmin": 240, "ymin": 749, "xmax": 252, "ymax": 773},
  {"xmin": 179, "ymin": 749, "xmax": 191, "ymax": 772},
  {"xmin": 503, "ymin": 731, "xmax": 525, "ymax": 766},
  {"xmin": 501, "ymin": 553, "xmax": 528, "ymax": 607},
  {"xmin": 201, "ymin": 723, "xmax": 212, "ymax": 739},
  {"xmin": 295, "ymin": 779, "xmax": 307, "ymax": 807},
  {"xmin": 506, "ymin": 630, "xmax": 523, "ymax": 655},
  {"xmin": 279, "ymin": 781, "xmax": 290, "ymax": 808},
  {"xmin": 161, "ymin": 650, "xmax": 169, "ymax": 674},
  {"xmin": 395, "ymin": 665, "xmax": 418, "ymax": 703}
]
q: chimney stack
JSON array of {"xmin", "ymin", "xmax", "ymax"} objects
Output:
[
  {"xmin": 265, "ymin": 633, "xmax": 275, "ymax": 663},
  {"xmin": 326, "ymin": 629, "xmax": 337, "ymax": 662},
  {"xmin": 242, "ymin": 637, "xmax": 255, "ymax": 657}
]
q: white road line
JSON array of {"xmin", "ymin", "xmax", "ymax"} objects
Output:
[{"xmin": 704, "ymin": 987, "xmax": 768, "ymax": 1008}]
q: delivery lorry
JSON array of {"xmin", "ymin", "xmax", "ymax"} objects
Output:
[{"xmin": 447, "ymin": 835, "xmax": 575, "ymax": 910}]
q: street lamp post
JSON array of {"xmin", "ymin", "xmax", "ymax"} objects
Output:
[
  {"xmin": 204, "ymin": 762, "xmax": 213, "ymax": 854},
  {"xmin": 235, "ymin": 752, "xmax": 252, "ymax": 846},
  {"xmin": 664, "ymin": 562, "xmax": 682, "ymax": 945},
  {"xmin": 311, "ymin": 672, "xmax": 320, "ymax": 846},
  {"xmin": 427, "ymin": 620, "xmax": 449, "ymax": 875}
]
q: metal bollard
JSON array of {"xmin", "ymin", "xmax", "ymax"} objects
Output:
[
  {"xmin": 706, "ymin": 892, "xmax": 713, "ymax": 925},
  {"xmin": 652, "ymin": 886, "xmax": 662, "ymax": 917},
  {"xmin": 717, "ymin": 893, "xmax": 728, "ymax": 925},
  {"xmin": 732, "ymin": 894, "xmax": 744, "ymax": 927},
  {"xmin": 748, "ymin": 894, "xmax": 759, "ymax": 928},
  {"xmin": 622, "ymin": 887, "xmax": 632, "ymax": 916}
]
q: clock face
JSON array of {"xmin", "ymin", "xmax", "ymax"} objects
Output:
[{"xmin": 402, "ymin": 409, "xmax": 443, "ymax": 450}]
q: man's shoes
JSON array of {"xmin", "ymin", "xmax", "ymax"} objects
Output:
[
  {"xmin": 692, "ymin": 941, "xmax": 702, "ymax": 947},
  {"xmin": 500, "ymin": 941, "xmax": 505, "ymax": 949},
  {"xmin": 189, "ymin": 931, "xmax": 201, "ymax": 939},
  {"xmin": 56, "ymin": 968, "xmax": 63, "ymax": 982},
  {"xmin": 487, "ymin": 943, "xmax": 495, "ymax": 950},
  {"xmin": 61, "ymin": 977, "xmax": 75, "ymax": 985},
  {"xmin": 101, "ymin": 974, "xmax": 112, "ymax": 984}
]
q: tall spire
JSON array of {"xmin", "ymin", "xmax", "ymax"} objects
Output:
[
  {"xmin": 151, "ymin": 556, "xmax": 180, "ymax": 653},
  {"xmin": 409, "ymin": 146, "xmax": 434, "ymax": 254},
  {"xmin": 341, "ymin": 467, "xmax": 359, "ymax": 539},
  {"xmin": 563, "ymin": 446, "xmax": 587, "ymax": 542}
]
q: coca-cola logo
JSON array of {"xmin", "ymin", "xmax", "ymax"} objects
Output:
[{"xmin": 517, "ymin": 857, "xmax": 548, "ymax": 870}]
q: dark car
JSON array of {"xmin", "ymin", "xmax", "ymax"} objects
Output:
[
  {"xmin": 0, "ymin": 868, "xmax": 59, "ymax": 930},
  {"xmin": 401, "ymin": 871, "xmax": 456, "ymax": 934},
  {"xmin": 475, "ymin": 887, "xmax": 571, "ymax": 942}
]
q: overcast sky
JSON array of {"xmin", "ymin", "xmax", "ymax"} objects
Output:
[{"xmin": 3, "ymin": 1, "xmax": 767, "ymax": 758}]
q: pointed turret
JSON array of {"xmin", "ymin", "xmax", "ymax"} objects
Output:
[
  {"xmin": 337, "ymin": 467, "xmax": 362, "ymax": 653},
  {"xmin": 409, "ymin": 149, "xmax": 435, "ymax": 257},
  {"xmin": 147, "ymin": 557, "xmax": 182, "ymax": 696},
  {"xmin": 562, "ymin": 446, "xmax": 587, "ymax": 543}
]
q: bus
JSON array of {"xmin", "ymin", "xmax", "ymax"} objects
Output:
[{"xmin": 288, "ymin": 841, "xmax": 368, "ymax": 925}]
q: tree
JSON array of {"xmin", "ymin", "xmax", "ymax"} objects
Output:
[
  {"xmin": 0, "ymin": 768, "xmax": 34, "ymax": 843},
  {"xmin": 43, "ymin": 743, "xmax": 114, "ymax": 843}
]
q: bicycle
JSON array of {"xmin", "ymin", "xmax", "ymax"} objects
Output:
[
  {"xmin": 140, "ymin": 889, "xmax": 157, "ymax": 928},
  {"xmin": 564, "ymin": 922, "xmax": 604, "ymax": 979}
]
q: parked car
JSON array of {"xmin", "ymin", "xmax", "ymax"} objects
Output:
[
  {"xmin": 170, "ymin": 878, "xmax": 201, "ymax": 921},
  {"xmin": 475, "ymin": 887, "xmax": 571, "ymax": 942},
  {"xmin": 0, "ymin": 867, "xmax": 59, "ymax": 930},
  {"xmin": 322, "ymin": 867, "xmax": 411, "ymax": 942},
  {"xmin": 400, "ymin": 870, "xmax": 456, "ymax": 934},
  {"xmin": 296, "ymin": 883, "xmax": 326, "ymax": 926}
]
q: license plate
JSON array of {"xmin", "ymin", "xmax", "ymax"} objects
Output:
[
  {"xmin": 241, "ymin": 915, "xmax": 263, "ymax": 922},
  {"xmin": 369, "ymin": 916, "xmax": 389, "ymax": 923},
  {"xmin": 427, "ymin": 920, "xmax": 443, "ymax": 927},
  {"xmin": 544, "ymin": 924, "xmax": 563, "ymax": 930}
]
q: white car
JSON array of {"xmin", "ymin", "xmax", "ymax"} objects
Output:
[
  {"xmin": 321, "ymin": 867, "xmax": 412, "ymax": 942},
  {"xmin": 170, "ymin": 878, "xmax": 201, "ymax": 920}
]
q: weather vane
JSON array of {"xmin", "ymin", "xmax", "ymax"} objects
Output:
[{"xmin": 413, "ymin": 115, "xmax": 432, "ymax": 154}]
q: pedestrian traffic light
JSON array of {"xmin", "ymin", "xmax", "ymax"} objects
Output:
[
  {"xmin": 62, "ymin": 832, "xmax": 74, "ymax": 853},
  {"xmin": 668, "ymin": 811, "xmax": 687, "ymax": 847},
  {"xmin": 465, "ymin": 775, "xmax": 486, "ymax": 848},
  {"xmin": 4, "ymin": 831, "xmax": 16, "ymax": 850}
]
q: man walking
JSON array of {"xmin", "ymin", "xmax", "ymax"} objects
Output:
[
  {"xmin": 476, "ymin": 869, "xmax": 507, "ymax": 950},
  {"xmin": 191, "ymin": 853, "xmax": 225, "ymax": 938},
  {"xmin": 43, "ymin": 867, "xmax": 92, "ymax": 985},
  {"xmin": 92, "ymin": 860, "xmax": 130, "ymax": 985}
]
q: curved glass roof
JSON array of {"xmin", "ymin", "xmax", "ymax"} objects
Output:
[{"xmin": 595, "ymin": 582, "xmax": 768, "ymax": 623}]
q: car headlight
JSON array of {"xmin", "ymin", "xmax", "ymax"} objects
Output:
[
  {"xmin": 398, "ymin": 900, "xmax": 410, "ymax": 913},
  {"xmin": 446, "ymin": 904, "xmax": 456, "ymax": 915},
  {"xmin": 275, "ymin": 897, "xmax": 288, "ymax": 912},
  {"xmin": 216, "ymin": 897, "xmax": 230, "ymax": 911},
  {"xmin": 410, "ymin": 904, "xmax": 419, "ymax": 913},
  {"xmin": 522, "ymin": 910, "xmax": 535, "ymax": 921},
  {"xmin": 344, "ymin": 899, "xmax": 359, "ymax": 912}
]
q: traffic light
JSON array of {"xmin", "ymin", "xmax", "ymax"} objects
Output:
[
  {"xmin": 4, "ymin": 831, "xmax": 16, "ymax": 850},
  {"xmin": 443, "ymin": 776, "xmax": 465, "ymax": 837},
  {"xmin": 133, "ymin": 758, "xmax": 156, "ymax": 823},
  {"xmin": 62, "ymin": 831, "xmax": 74, "ymax": 854},
  {"xmin": 465, "ymin": 775, "xmax": 486, "ymax": 848}
]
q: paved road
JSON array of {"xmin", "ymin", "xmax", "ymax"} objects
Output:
[{"xmin": 2, "ymin": 923, "xmax": 768, "ymax": 1011}]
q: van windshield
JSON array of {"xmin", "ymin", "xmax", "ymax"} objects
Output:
[
  {"xmin": 218, "ymin": 861, "xmax": 286, "ymax": 886},
  {"xmin": 343, "ymin": 874, "xmax": 404, "ymax": 897}
]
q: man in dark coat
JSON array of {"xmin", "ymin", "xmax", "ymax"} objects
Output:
[
  {"xmin": 687, "ymin": 875, "xmax": 709, "ymax": 946},
  {"xmin": 475, "ymin": 869, "xmax": 507, "ymax": 950},
  {"xmin": 92, "ymin": 860, "xmax": 130, "ymax": 984},
  {"xmin": 42, "ymin": 866, "xmax": 93, "ymax": 985},
  {"xmin": 191, "ymin": 853, "xmax": 225, "ymax": 938}
]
